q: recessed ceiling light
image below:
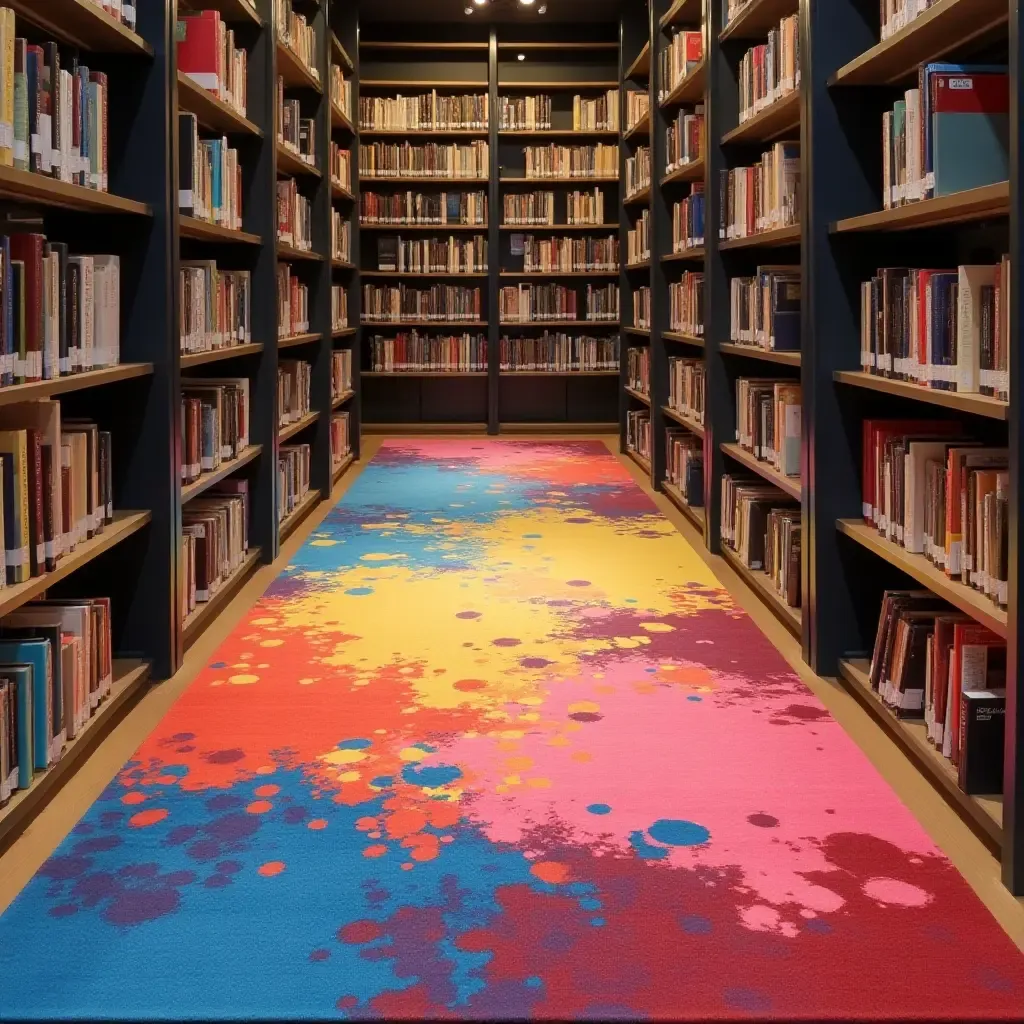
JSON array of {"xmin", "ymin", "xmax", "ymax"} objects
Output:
[
  {"xmin": 517, "ymin": 53, "xmax": 526, "ymax": 60},
  {"xmin": 473, "ymin": 0, "xmax": 488, "ymax": 5},
  {"xmin": 519, "ymin": 0, "xmax": 536, "ymax": 5},
  {"xmin": 537, "ymin": 3, "xmax": 547, "ymax": 11},
  {"xmin": 465, "ymin": 5, "xmax": 473, "ymax": 11}
]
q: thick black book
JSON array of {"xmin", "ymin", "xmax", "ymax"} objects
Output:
[
  {"xmin": 958, "ymin": 689, "xmax": 1006, "ymax": 795},
  {"xmin": 178, "ymin": 113, "xmax": 197, "ymax": 217},
  {"xmin": 377, "ymin": 237, "xmax": 398, "ymax": 272}
]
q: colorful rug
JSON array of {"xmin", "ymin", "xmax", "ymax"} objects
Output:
[{"xmin": 0, "ymin": 439, "xmax": 1022, "ymax": 1021}]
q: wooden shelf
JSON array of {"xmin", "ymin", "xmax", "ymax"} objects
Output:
[
  {"xmin": 625, "ymin": 186, "xmax": 651, "ymax": 205},
  {"xmin": 720, "ymin": 543, "xmax": 802, "ymax": 638},
  {"xmin": 333, "ymin": 259, "xmax": 356, "ymax": 270},
  {"xmin": 663, "ymin": 480, "xmax": 706, "ymax": 532},
  {"xmin": 831, "ymin": 182, "xmax": 1009, "ymax": 233},
  {"xmin": 837, "ymin": 519, "xmax": 1008, "ymax": 637},
  {"xmin": 623, "ymin": 114, "xmax": 650, "ymax": 141},
  {"xmin": 280, "ymin": 489, "xmax": 322, "ymax": 543},
  {"xmin": 663, "ymin": 404, "xmax": 705, "ymax": 438},
  {"xmin": 0, "ymin": 512, "xmax": 150, "ymax": 620},
  {"xmin": 279, "ymin": 410, "xmax": 321, "ymax": 443},
  {"xmin": 362, "ymin": 176, "xmax": 490, "ymax": 184},
  {"xmin": 624, "ymin": 327, "xmax": 651, "ymax": 337},
  {"xmin": 720, "ymin": 224, "xmax": 801, "ymax": 249},
  {"xmin": 277, "ymin": 42, "xmax": 323, "ymax": 93},
  {"xmin": 720, "ymin": 342, "xmax": 801, "ymax": 366},
  {"xmin": 498, "ymin": 81, "xmax": 619, "ymax": 90},
  {"xmin": 720, "ymin": 0, "xmax": 800, "ymax": 41},
  {"xmin": 279, "ymin": 332, "xmax": 322, "ymax": 350},
  {"xmin": 177, "ymin": 73, "xmax": 263, "ymax": 138},
  {"xmin": 181, "ymin": 343, "xmax": 263, "ymax": 369},
  {"xmin": 0, "ymin": 659, "xmax": 151, "ymax": 851},
  {"xmin": 332, "ymin": 104, "xmax": 356, "ymax": 133},
  {"xmin": 0, "ymin": 363, "xmax": 153, "ymax": 406},
  {"xmin": 362, "ymin": 222, "xmax": 487, "ymax": 231},
  {"xmin": 363, "ymin": 320, "xmax": 489, "ymax": 328},
  {"xmin": 499, "ymin": 129, "xmax": 620, "ymax": 138},
  {"xmin": 333, "ymin": 327, "xmax": 357, "ymax": 338},
  {"xmin": 625, "ymin": 260, "xmax": 652, "ymax": 270},
  {"xmin": 836, "ymin": 658, "xmax": 1003, "ymax": 850},
  {"xmin": 332, "ymin": 452, "xmax": 356, "ymax": 486},
  {"xmin": 332, "ymin": 180, "xmax": 356, "ymax": 201},
  {"xmin": 661, "ymin": 159, "xmax": 705, "ymax": 186},
  {"xmin": 722, "ymin": 90, "xmax": 800, "ymax": 145},
  {"xmin": 660, "ymin": 0, "xmax": 703, "ymax": 28},
  {"xmin": 182, "ymin": 548, "xmax": 262, "ymax": 650},
  {"xmin": 500, "ymin": 370, "xmax": 619, "ymax": 377},
  {"xmin": 722, "ymin": 441, "xmax": 801, "ymax": 500},
  {"xmin": 626, "ymin": 386, "xmax": 651, "ymax": 407},
  {"xmin": 277, "ymin": 241, "xmax": 324, "ymax": 262},
  {"xmin": 331, "ymin": 32, "xmax": 355, "ymax": 70},
  {"xmin": 662, "ymin": 248, "xmax": 706, "ymax": 262},
  {"xmin": 500, "ymin": 177, "xmax": 619, "ymax": 184},
  {"xmin": 833, "ymin": 370, "xmax": 1008, "ymax": 420},
  {"xmin": 625, "ymin": 41, "xmax": 651, "ymax": 80},
  {"xmin": 182, "ymin": 446, "xmax": 262, "ymax": 504},
  {"xmin": 363, "ymin": 371, "xmax": 488, "ymax": 377},
  {"xmin": 500, "ymin": 270, "xmax": 618, "ymax": 278},
  {"xmin": 627, "ymin": 447, "xmax": 652, "ymax": 475},
  {"xmin": 8, "ymin": 0, "xmax": 152, "ymax": 54},
  {"xmin": 180, "ymin": 216, "xmax": 261, "ymax": 245},
  {"xmin": 659, "ymin": 61, "xmax": 707, "ymax": 109},
  {"xmin": 181, "ymin": 0, "xmax": 261, "ymax": 25},
  {"xmin": 0, "ymin": 166, "xmax": 150, "ymax": 216},
  {"xmin": 499, "ymin": 223, "xmax": 617, "ymax": 231},
  {"xmin": 332, "ymin": 389, "xmax": 355, "ymax": 408},
  {"xmin": 831, "ymin": 0, "xmax": 1009, "ymax": 86},
  {"xmin": 361, "ymin": 127, "xmax": 488, "ymax": 137},
  {"xmin": 277, "ymin": 143, "xmax": 321, "ymax": 179},
  {"xmin": 363, "ymin": 270, "xmax": 488, "ymax": 278},
  {"xmin": 499, "ymin": 320, "xmax": 620, "ymax": 328},
  {"xmin": 362, "ymin": 80, "xmax": 489, "ymax": 88},
  {"xmin": 663, "ymin": 330, "xmax": 705, "ymax": 347}
]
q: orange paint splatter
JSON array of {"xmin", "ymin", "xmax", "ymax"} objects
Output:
[
  {"xmin": 363, "ymin": 844, "xmax": 388, "ymax": 858},
  {"xmin": 453, "ymin": 678, "xmax": 486, "ymax": 691},
  {"xmin": 246, "ymin": 800, "xmax": 273, "ymax": 815},
  {"xmin": 307, "ymin": 818, "xmax": 328, "ymax": 830},
  {"xmin": 254, "ymin": 784, "xmax": 280, "ymax": 798},
  {"xmin": 385, "ymin": 808, "xmax": 427, "ymax": 839},
  {"xmin": 128, "ymin": 808, "xmax": 168, "ymax": 828},
  {"xmin": 156, "ymin": 775, "xmax": 179, "ymax": 786},
  {"xmin": 121, "ymin": 791, "xmax": 147, "ymax": 805},
  {"xmin": 338, "ymin": 920, "xmax": 381, "ymax": 944},
  {"xmin": 530, "ymin": 861, "xmax": 569, "ymax": 884},
  {"xmin": 355, "ymin": 816, "xmax": 378, "ymax": 831},
  {"xmin": 258, "ymin": 861, "xmax": 285, "ymax": 877}
]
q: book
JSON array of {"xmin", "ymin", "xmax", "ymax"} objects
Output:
[{"xmin": 958, "ymin": 689, "xmax": 1006, "ymax": 794}]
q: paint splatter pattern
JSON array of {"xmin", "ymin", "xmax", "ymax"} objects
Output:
[{"xmin": 0, "ymin": 439, "xmax": 1022, "ymax": 1021}]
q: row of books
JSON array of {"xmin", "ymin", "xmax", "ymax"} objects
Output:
[
  {"xmin": 178, "ymin": 10, "xmax": 247, "ymax": 118},
  {"xmin": 634, "ymin": 286, "xmax": 651, "ymax": 330},
  {"xmin": 870, "ymin": 591, "xmax": 1005, "ymax": 795},
  {"xmin": 362, "ymin": 191, "xmax": 487, "ymax": 226},
  {"xmin": 522, "ymin": 235, "xmax": 619, "ymax": 273},
  {"xmin": 278, "ymin": 83, "xmax": 315, "ymax": 168},
  {"xmin": 721, "ymin": 473, "xmax": 801, "ymax": 609},
  {"xmin": 863, "ymin": 421, "xmax": 1008, "ymax": 609},
  {"xmin": 278, "ymin": 265, "xmax": 309, "ymax": 337},
  {"xmin": 658, "ymin": 29, "xmax": 703, "ymax": 101},
  {"xmin": 0, "ymin": 14, "xmax": 110, "ymax": 193},
  {"xmin": 666, "ymin": 429, "xmax": 703, "ymax": 508},
  {"xmin": 627, "ymin": 92, "xmax": 650, "ymax": 133},
  {"xmin": 0, "ymin": 596, "xmax": 114, "ymax": 802},
  {"xmin": 572, "ymin": 91, "xmax": 619, "ymax": 132},
  {"xmin": 367, "ymin": 333, "xmax": 487, "ymax": 373},
  {"xmin": 730, "ymin": 266, "xmax": 801, "ymax": 353},
  {"xmin": 180, "ymin": 263, "xmax": 250, "ymax": 358},
  {"xmin": 332, "ymin": 213, "xmax": 351, "ymax": 263},
  {"xmin": 627, "ymin": 409, "xmax": 651, "ymax": 462},
  {"xmin": 278, "ymin": 179, "xmax": 312, "ymax": 252},
  {"xmin": 737, "ymin": 15, "xmax": 800, "ymax": 125},
  {"xmin": 627, "ymin": 210, "xmax": 650, "ymax": 265},
  {"xmin": 523, "ymin": 144, "xmax": 617, "ymax": 179},
  {"xmin": 179, "ymin": 116, "xmax": 242, "ymax": 230},
  {"xmin": 719, "ymin": 143, "xmax": 799, "ymax": 240},
  {"xmin": 278, "ymin": 444, "xmax": 310, "ymax": 523},
  {"xmin": 501, "ymin": 189, "xmax": 606, "ymax": 225},
  {"xmin": 626, "ymin": 146, "xmax": 651, "ymax": 199},
  {"xmin": 275, "ymin": 1, "xmax": 319, "ymax": 84},
  {"xmin": 670, "ymin": 272, "xmax": 703, "ymax": 336},
  {"xmin": 363, "ymin": 284, "xmax": 483, "ymax": 322},
  {"xmin": 498, "ymin": 284, "xmax": 619, "ymax": 322},
  {"xmin": 668, "ymin": 356, "xmax": 705, "ymax": 425},
  {"xmin": 86, "ymin": 0, "xmax": 135, "ymax": 29},
  {"xmin": 331, "ymin": 413, "xmax": 351, "ymax": 472},
  {"xmin": 182, "ymin": 486, "xmax": 249, "ymax": 621},
  {"xmin": 330, "ymin": 142, "xmax": 352, "ymax": 191},
  {"xmin": 880, "ymin": 0, "xmax": 943, "ymax": 39},
  {"xmin": 359, "ymin": 142, "xmax": 489, "ymax": 179},
  {"xmin": 499, "ymin": 334, "xmax": 620, "ymax": 372},
  {"xmin": 332, "ymin": 349, "xmax": 352, "ymax": 399},
  {"xmin": 499, "ymin": 95, "xmax": 551, "ymax": 131},
  {"xmin": 331, "ymin": 65, "xmax": 352, "ymax": 120},
  {"xmin": 359, "ymin": 92, "xmax": 488, "ymax": 131},
  {"xmin": 859, "ymin": 259, "xmax": 1010, "ymax": 401},
  {"xmin": 735, "ymin": 378, "xmax": 801, "ymax": 478},
  {"xmin": 333, "ymin": 285, "xmax": 348, "ymax": 332},
  {"xmin": 0, "ymin": 234, "xmax": 120, "ymax": 383},
  {"xmin": 375, "ymin": 235, "xmax": 487, "ymax": 274},
  {"xmin": 627, "ymin": 346, "xmax": 650, "ymax": 395},
  {"xmin": 666, "ymin": 105, "xmax": 704, "ymax": 175},
  {"xmin": 882, "ymin": 64, "xmax": 1007, "ymax": 209},
  {"xmin": 278, "ymin": 359, "xmax": 311, "ymax": 427},
  {"xmin": 673, "ymin": 184, "xmax": 705, "ymax": 252},
  {"xmin": 181, "ymin": 379, "xmax": 250, "ymax": 486}
]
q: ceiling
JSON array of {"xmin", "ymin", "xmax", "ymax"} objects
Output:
[{"xmin": 359, "ymin": 0, "xmax": 624, "ymax": 24}]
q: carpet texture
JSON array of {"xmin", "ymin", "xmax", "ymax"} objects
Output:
[{"xmin": 1, "ymin": 439, "xmax": 1022, "ymax": 1021}]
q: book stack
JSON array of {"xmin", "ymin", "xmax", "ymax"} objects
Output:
[
  {"xmin": 666, "ymin": 429, "xmax": 703, "ymax": 507},
  {"xmin": 278, "ymin": 82, "xmax": 315, "ymax": 167},
  {"xmin": 275, "ymin": 1, "xmax": 319, "ymax": 82},
  {"xmin": 859, "ymin": 259, "xmax": 1010, "ymax": 401},
  {"xmin": 626, "ymin": 146, "xmax": 651, "ymax": 199},
  {"xmin": 670, "ymin": 272, "xmax": 703, "ymax": 336},
  {"xmin": 880, "ymin": 0, "xmax": 943, "ymax": 39},
  {"xmin": 721, "ymin": 474, "xmax": 800, "ymax": 595},
  {"xmin": 362, "ymin": 284, "xmax": 482, "ymax": 323},
  {"xmin": 882, "ymin": 63, "xmax": 1007, "ymax": 207},
  {"xmin": 332, "ymin": 212, "xmax": 351, "ymax": 262},
  {"xmin": 735, "ymin": 378, "xmax": 801, "ymax": 478},
  {"xmin": 666, "ymin": 105, "xmax": 704, "ymax": 173},
  {"xmin": 278, "ymin": 359, "xmax": 312, "ymax": 426},
  {"xmin": 360, "ymin": 92, "xmax": 488, "ymax": 130},
  {"xmin": 627, "ymin": 210, "xmax": 650, "ymax": 265},
  {"xmin": 627, "ymin": 409, "xmax": 651, "ymax": 460},
  {"xmin": 573, "ymin": 90, "xmax": 619, "ymax": 132},
  {"xmin": 278, "ymin": 444, "xmax": 310, "ymax": 522},
  {"xmin": 500, "ymin": 333, "xmax": 619, "ymax": 372},
  {"xmin": 0, "ymin": 13, "xmax": 110, "ymax": 192},
  {"xmin": 181, "ymin": 379, "xmax": 250, "ymax": 485},
  {"xmin": 627, "ymin": 347, "xmax": 650, "ymax": 396},
  {"xmin": 331, "ymin": 412, "xmax": 351, "ymax": 469},
  {"xmin": 180, "ymin": 264, "xmax": 251, "ymax": 358},
  {"xmin": 523, "ymin": 235, "xmax": 619, "ymax": 273},
  {"xmin": 634, "ymin": 286, "xmax": 651, "ymax": 330},
  {"xmin": 331, "ymin": 65, "xmax": 352, "ymax": 119},
  {"xmin": 368, "ymin": 332, "xmax": 487, "ymax": 372},
  {"xmin": 672, "ymin": 184, "xmax": 706, "ymax": 252},
  {"xmin": 567, "ymin": 189, "xmax": 606, "ymax": 225},
  {"xmin": 0, "ymin": 596, "xmax": 114, "ymax": 801},
  {"xmin": 658, "ymin": 29, "xmax": 703, "ymax": 100},
  {"xmin": 720, "ymin": 143, "xmax": 799, "ymax": 239},
  {"xmin": 360, "ymin": 141, "xmax": 489, "ymax": 179},
  {"xmin": 277, "ymin": 265, "xmax": 309, "ymax": 336},
  {"xmin": 499, "ymin": 284, "xmax": 618, "ymax": 323},
  {"xmin": 178, "ymin": 10, "xmax": 248, "ymax": 118},
  {"xmin": 87, "ymin": 0, "xmax": 137, "ymax": 28},
  {"xmin": 862, "ymin": 421, "xmax": 1008, "ymax": 609},
  {"xmin": 277, "ymin": 179, "xmax": 312, "ymax": 251},
  {"xmin": 668, "ymin": 356, "xmax": 705, "ymax": 424},
  {"xmin": 332, "ymin": 350, "xmax": 352, "ymax": 398},
  {"xmin": 182, "ymin": 485, "xmax": 249, "ymax": 618},
  {"xmin": 332, "ymin": 286, "xmax": 348, "ymax": 331},
  {"xmin": 499, "ymin": 95, "xmax": 552, "ymax": 131},
  {"xmin": 737, "ymin": 15, "xmax": 799, "ymax": 124},
  {"xmin": 627, "ymin": 91, "xmax": 651, "ymax": 133},
  {"xmin": 522, "ymin": 144, "xmax": 617, "ymax": 179},
  {"xmin": 870, "ymin": 591, "xmax": 1006, "ymax": 795},
  {"xmin": 375, "ymin": 235, "xmax": 488, "ymax": 273},
  {"xmin": 503, "ymin": 192, "xmax": 555, "ymax": 226},
  {"xmin": 730, "ymin": 266, "xmax": 801, "ymax": 353},
  {"xmin": 179, "ymin": 116, "xmax": 243, "ymax": 229},
  {"xmin": 362, "ymin": 191, "xmax": 487, "ymax": 226},
  {"xmin": 331, "ymin": 142, "xmax": 352, "ymax": 191}
]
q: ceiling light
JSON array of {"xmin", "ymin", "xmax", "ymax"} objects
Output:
[
  {"xmin": 519, "ymin": 0, "xmax": 536, "ymax": 5},
  {"xmin": 538, "ymin": 3, "xmax": 547, "ymax": 11},
  {"xmin": 473, "ymin": 0, "xmax": 488, "ymax": 5},
  {"xmin": 517, "ymin": 53, "xmax": 526, "ymax": 60},
  {"xmin": 465, "ymin": 5, "xmax": 473, "ymax": 11}
]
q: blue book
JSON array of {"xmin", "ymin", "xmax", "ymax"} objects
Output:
[
  {"xmin": 0, "ymin": 640, "xmax": 52, "ymax": 770},
  {"xmin": 4, "ymin": 664, "xmax": 33, "ymax": 789},
  {"xmin": 929, "ymin": 273, "xmax": 958, "ymax": 392},
  {"xmin": 209, "ymin": 140, "xmax": 223, "ymax": 221},
  {"xmin": 0, "ymin": 625, "xmax": 63, "ymax": 758}
]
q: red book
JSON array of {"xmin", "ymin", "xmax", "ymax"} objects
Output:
[
  {"xmin": 9, "ymin": 234, "xmax": 44, "ymax": 383},
  {"xmin": 932, "ymin": 71, "xmax": 1009, "ymax": 116},
  {"xmin": 683, "ymin": 30, "xmax": 702, "ymax": 66},
  {"xmin": 177, "ymin": 11, "xmax": 222, "ymax": 93}
]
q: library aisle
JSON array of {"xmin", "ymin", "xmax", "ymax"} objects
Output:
[{"xmin": 0, "ymin": 438, "xmax": 1022, "ymax": 1019}]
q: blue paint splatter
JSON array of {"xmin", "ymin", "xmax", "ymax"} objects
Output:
[
  {"xmin": 369, "ymin": 776, "xmax": 393, "ymax": 788},
  {"xmin": 401, "ymin": 764, "xmax": 462, "ymax": 787},
  {"xmin": 648, "ymin": 819, "xmax": 710, "ymax": 847},
  {"xmin": 586, "ymin": 803, "xmax": 612, "ymax": 815},
  {"xmin": 687, "ymin": 695, "xmax": 703, "ymax": 702},
  {"xmin": 629, "ymin": 831, "xmax": 668, "ymax": 860},
  {"xmin": 590, "ymin": 917, "xmax": 605, "ymax": 927},
  {"xmin": 525, "ymin": 976, "xmax": 543, "ymax": 988},
  {"xmin": 337, "ymin": 738, "xmax": 372, "ymax": 750},
  {"xmin": 681, "ymin": 915, "xmax": 712, "ymax": 935},
  {"xmin": 345, "ymin": 587, "xmax": 374, "ymax": 597},
  {"xmin": 579, "ymin": 897, "xmax": 602, "ymax": 911}
]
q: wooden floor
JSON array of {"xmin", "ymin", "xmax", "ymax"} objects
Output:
[{"xmin": 1, "ymin": 433, "xmax": 1022, "ymax": 955}]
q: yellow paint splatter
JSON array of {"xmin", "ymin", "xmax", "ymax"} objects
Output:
[
  {"xmin": 362, "ymin": 553, "xmax": 406, "ymax": 561},
  {"xmin": 229, "ymin": 674, "xmax": 260, "ymax": 685},
  {"xmin": 399, "ymin": 747, "xmax": 428, "ymax": 762},
  {"xmin": 310, "ymin": 539, "xmax": 340, "ymax": 547},
  {"xmin": 260, "ymin": 639, "xmax": 284, "ymax": 648},
  {"xmin": 322, "ymin": 749, "xmax": 367, "ymax": 765},
  {"xmin": 568, "ymin": 701, "xmax": 600, "ymax": 714},
  {"xmin": 526, "ymin": 777, "xmax": 551, "ymax": 789},
  {"xmin": 640, "ymin": 621, "xmax": 676, "ymax": 632}
]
